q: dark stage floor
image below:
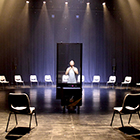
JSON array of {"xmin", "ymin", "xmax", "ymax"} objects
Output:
[{"xmin": 0, "ymin": 85, "xmax": 140, "ymax": 140}]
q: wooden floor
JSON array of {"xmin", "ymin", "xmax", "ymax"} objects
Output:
[{"xmin": 0, "ymin": 85, "xmax": 140, "ymax": 140}]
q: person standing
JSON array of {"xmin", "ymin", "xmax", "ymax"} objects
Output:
[{"xmin": 65, "ymin": 60, "xmax": 78, "ymax": 83}]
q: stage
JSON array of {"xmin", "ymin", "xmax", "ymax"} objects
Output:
[{"xmin": 0, "ymin": 85, "xmax": 140, "ymax": 139}]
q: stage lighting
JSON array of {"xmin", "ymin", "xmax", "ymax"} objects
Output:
[
  {"xmin": 102, "ymin": 2, "xmax": 106, "ymax": 6},
  {"xmin": 86, "ymin": 0, "xmax": 90, "ymax": 5},
  {"xmin": 52, "ymin": 15, "xmax": 55, "ymax": 18},
  {"xmin": 65, "ymin": 1, "xmax": 68, "ymax": 5},
  {"xmin": 26, "ymin": 1, "xmax": 29, "ymax": 4},
  {"xmin": 43, "ymin": 1, "xmax": 46, "ymax": 4},
  {"xmin": 76, "ymin": 15, "xmax": 79, "ymax": 19}
]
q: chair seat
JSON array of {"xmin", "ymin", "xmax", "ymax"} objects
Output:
[
  {"xmin": 16, "ymin": 79, "xmax": 23, "ymax": 82},
  {"xmin": 114, "ymin": 106, "xmax": 140, "ymax": 115},
  {"xmin": 11, "ymin": 106, "xmax": 35, "ymax": 114},
  {"xmin": 136, "ymin": 83, "xmax": 140, "ymax": 86},
  {"xmin": 30, "ymin": 107, "xmax": 36, "ymax": 113},
  {"xmin": 107, "ymin": 81, "xmax": 115, "ymax": 83},
  {"xmin": 31, "ymin": 80, "xmax": 38, "ymax": 82},
  {"xmin": 114, "ymin": 107, "xmax": 123, "ymax": 112},
  {"xmin": 125, "ymin": 106, "xmax": 139, "ymax": 111},
  {"xmin": 93, "ymin": 80, "xmax": 99, "ymax": 83},
  {"xmin": 45, "ymin": 80, "xmax": 52, "ymax": 82},
  {"xmin": 12, "ymin": 106, "xmax": 27, "ymax": 110},
  {"xmin": 0, "ymin": 81, "xmax": 9, "ymax": 83},
  {"xmin": 122, "ymin": 82, "xmax": 130, "ymax": 84},
  {"xmin": 16, "ymin": 80, "xmax": 24, "ymax": 83}
]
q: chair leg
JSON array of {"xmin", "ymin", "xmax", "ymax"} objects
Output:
[
  {"xmin": 120, "ymin": 114, "xmax": 124, "ymax": 127},
  {"xmin": 30, "ymin": 114, "xmax": 33, "ymax": 129},
  {"xmin": 138, "ymin": 112, "xmax": 140, "ymax": 119},
  {"xmin": 112, "ymin": 84, "xmax": 114, "ymax": 89},
  {"xmin": 77, "ymin": 106, "xmax": 80, "ymax": 114},
  {"xmin": 2, "ymin": 83, "xmax": 4, "ymax": 89},
  {"xmin": 29, "ymin": 114, "xmax": 32, "ymax": 129},
  {"xmin": 128, "ymin": 114, "xmax": 132, "ymax": 124},
  {"xmin": 126, "ymin": 84, "xmax": 128, "ymax": 89},
  {"xmin": 110, "ymin": 111, "xmax": 115, "ymax": 126},
  {"xmin": 14, "ymin": 113, "xmax": 18, "ymax": 125},
  {"xmin": 5, "ymin": 113, "xmax": 12, "ymax": 132},
  {"xmin": 34, "ymin": 112, "xmax": 38, "ymax": 126}
]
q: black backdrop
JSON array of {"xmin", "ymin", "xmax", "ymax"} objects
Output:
[{"xmin": 0, "ymin": 0, "xmax": 140, "ymax": 84}]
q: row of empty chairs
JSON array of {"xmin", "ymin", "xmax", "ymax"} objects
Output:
[
  {"xmin": 93, "ymin": 75, "xmax": 132, "ymax": 87},
  {"xmin": 0, "ymin": 75, "xmax": 53, "ymax": 86},
  {"xmin": 62, "ymin": 75, "xmax": 132, "ymax": 87},
  {"xmin": 0, "ymin": 75, "xmax": 135, "ymax": 87}
]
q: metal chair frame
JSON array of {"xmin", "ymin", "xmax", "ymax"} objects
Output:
[
  {"xmin": 5, "ymin": 93, "xmax": 38, "ymax": 132},
  {"xmin": 110, "ymin": 93, "xmax": 140, "ymax": 127}
]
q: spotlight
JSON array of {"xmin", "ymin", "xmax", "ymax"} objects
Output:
[
  {"xmin": 102, "ymin": 2, "xmax": 106, "ymax": 6},
  {"xmin": 43, "ymin": 1, "xmax": 46, "ymax": 4},
  {"xmin": 52, "ymin": 15, "xmax": 55, "ymax": 18},
  {"xmin": 76, "ymin": 15, "xmax": 79, "ymax": 19},
  {"xmin": 87, "ymin": 2, "xmax": 90, "ymax": 5},
  {"xmin": 26, "ymin": 0, "xmax": 29, "ymax": 3},
  {"xmin": 65, "ymin": 1, "xmax": 68, "ymax": 5}
]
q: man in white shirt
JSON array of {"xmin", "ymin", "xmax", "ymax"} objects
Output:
[{"xmin": 65, "ymin": 60, "xmax": 78, "ymax": 83}]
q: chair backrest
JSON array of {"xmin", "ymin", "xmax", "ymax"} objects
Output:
[
  {"xmin": 124, "ymin": 76, "xmax": 132, "ymax": 83},
  {"xmin": 45, "ymin": 75, "xmax": 52, "ymax": 81},
  {"xmin": 15, "ymin": 75, "xmax": 22, "ymax": 81},
  {"xmin": 93, "ymin": 75, "xmax": 100, "ymax": 82},
  {"xmin": 62, "ymin": 75, "xmax": 69, "ymax": 83},
  {"xmin": 77, "ymin": 75, "xmax": 84, "ymax": 82},
  {"xmin": 30, "ymin": 75, "xmax": 37, "ymax": 82},
  {"xmin": 8, "ymin": 93, "xmax": 30, "ymax": 113},
  {"xmin": 109, "ymin": 76, "xmax": 116, "ymax": 82},
  {"xmin": 0, "ymin": 75, "xmax": 6, "ymax": 81},
  {"xmin": 122, "ymin": 93, "xmax": 140, "ymax": 112}
]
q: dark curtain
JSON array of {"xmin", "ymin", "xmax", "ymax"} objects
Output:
[{"xmin": 0, "ymin": 0, "xmax": 140, "ymax": 84}]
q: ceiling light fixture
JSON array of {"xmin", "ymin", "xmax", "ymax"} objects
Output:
[
  {"xmin": 102, "ymin": 2, "xmax": 106, "ymax": 6},
  {"xmin": 65, "ymin": 1, "xmax": 68, "ymax": 5}
]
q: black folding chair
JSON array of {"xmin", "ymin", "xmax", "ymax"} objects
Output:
[
  {"xmin": 6, "ymin": 93, "xmax": 38, "ymax": 132},
  {"xmin": 110, "ymin": 93, "xmax": 140, "ymax": 127}
]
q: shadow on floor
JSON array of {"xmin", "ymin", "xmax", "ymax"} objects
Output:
[
  {"xmin": 119, "ymin": 126, "xmax": 140, "ymax": 139},
  {"xmin": 5, "ymin": 127, "xmax": 31, "ymax": 139}
]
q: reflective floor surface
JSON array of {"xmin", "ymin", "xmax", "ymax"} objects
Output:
[{"xmin": 0, "ymin": 85, "xmax": 140, "ymax": 140}]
